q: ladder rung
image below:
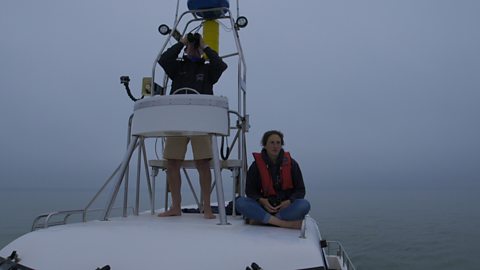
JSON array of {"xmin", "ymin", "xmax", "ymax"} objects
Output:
[{"xmin": 149, "ymin": 159, "xmax": 241, "ymax": 170}]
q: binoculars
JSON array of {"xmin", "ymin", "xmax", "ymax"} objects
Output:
[{"xmin": 187, "ymin": 33, "xmax": 201, "ymax": 49}]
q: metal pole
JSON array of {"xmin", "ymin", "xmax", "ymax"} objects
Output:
[
  {"xmin": 211, "ymin": 134, "xmax": 228, "ymax": 225},
  {"xmin": 183, "ymin": 168, "xmax": 202, "ymax": 209},
  {"xmin": 123, "ymin": 166, "xmax": 129, "ymax": 217},
  {"xmin": 123, "ymin": 114, "xmax": 134, "ymax": 217},
  {"xmin": 135, "ymin": 137, "xmax": 143, "ymax": 215},
  {"xmin": 240, "ymin": 130, "xmax": 248, "ymax": 196},
  {"xmin": 164, "ymin": 177, "xmax": 169, "ymax": 211},
  {"xmin": 83, "ymin": 163, "xmax": 121, "ymax": 222},
  {"xmin": 103, "ymin": 136, "xmax": 139, "ymax": 220},
  {"xmin": 151, "ymin": 168, "xmax": 157, "ymax": 215},
  {"xmin": 141, "ymin": 140, "xmax": 153, "ymax": 214},
  {"xmin": 232, "ymin": 169, "xmax": 237, "ymax": 217}
]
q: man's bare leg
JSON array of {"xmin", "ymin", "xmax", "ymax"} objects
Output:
[
  {"xmin": 196, "ymin": 159, "xmax": 215, "ymax": 219},
  {"xmin": 158, "ymin": 159, "xmax": 182, "ymax": 217}
]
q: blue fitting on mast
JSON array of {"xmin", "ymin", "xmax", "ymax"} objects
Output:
[{"xmin": 187, "ymin": 0, "xmax": 229, "ymax": 19}]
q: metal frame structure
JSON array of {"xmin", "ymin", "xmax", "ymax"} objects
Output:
[{"xmin": 38, "ymin": 5, "xmax": 251, "ymax": 226}]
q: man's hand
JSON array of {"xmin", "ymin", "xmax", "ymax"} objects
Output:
[
  {"xmin": 199, "ymin": 35, "xmax": 207, "ymax": 50},
  {"xmin": 180, "ymin": 36, "xmax": 188, "ymax": 46}
]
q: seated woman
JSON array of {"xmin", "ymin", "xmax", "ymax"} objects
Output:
[{"xmin": 236, "ymin": 130, "xmax": 310, "ymax": 229}]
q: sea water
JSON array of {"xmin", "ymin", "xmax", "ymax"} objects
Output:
[
  {"xmin": 313, "ymin": 185, "xmax": 480, "ymax": 270},
  {"xmin": 1, "ymin": 184, "xmax": 479, "ymax": 270}
]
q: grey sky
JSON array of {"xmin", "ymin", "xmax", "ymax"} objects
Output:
[{"xmin": 1, "ymin": 0, "xmax": 480, "ymax": 190}]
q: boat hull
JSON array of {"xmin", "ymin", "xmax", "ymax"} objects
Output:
[{"xmin": 1, "ymin": 213, "xmax": 327, "ymax": 270}]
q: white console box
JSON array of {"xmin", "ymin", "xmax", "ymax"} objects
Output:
[{"xmin": 131, "ymin": 95, "xmax": 229, "ymax": 137}]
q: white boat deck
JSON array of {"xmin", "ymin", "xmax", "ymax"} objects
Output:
[{"xmin": 1, "ymin": 212, "xmax": 325, "ymax": 270}]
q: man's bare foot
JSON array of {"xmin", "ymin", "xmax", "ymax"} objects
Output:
[
  {"xmin": 203, "ymin": 208, "xmax": 216, "ymax": 219},
  {"xmin": 158, "ymin": 208, "xmax": 181, "ymax": 217}
]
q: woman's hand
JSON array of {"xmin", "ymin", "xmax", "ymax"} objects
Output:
[
  {"xmin": 258, "ymin": 198, "xmax": 278, "ymax": 213},
  {"xmin": 274, "ymin": 200, "xmax": 291, "ymax": 212}
]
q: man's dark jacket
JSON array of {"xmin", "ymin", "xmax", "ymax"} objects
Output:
[{"xmin": 159, "ymin": 42, "xmax": 227, "ymax": 95}]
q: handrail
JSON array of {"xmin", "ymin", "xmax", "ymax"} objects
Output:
[
  {"xmin": 300, "ymin": 216, "xmax": 356, "ymax": 270},
  {"xmin": 326, "ymin": 241, "xmax": 357, "ymax": 270},
  {"xmin": 31, "ymin": 209, "xmax": 84, "ymax": 231},
  {"xmin": 32, "ymin": 207, "xmax": 134, "ymax": 231},
  {"xmin": 299, "ymin": 217, "xmax": 307, "ymax": 239}
]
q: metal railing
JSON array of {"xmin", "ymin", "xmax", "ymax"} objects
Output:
[
  {"xmin": 299, "ymin": 216, "xmax": 356, "ymax": 270},
  {"xmin": 31, "ymin": 207, "xmax": 134, "ymax": 231},
  {"xmin": 326, "ymin": 240, "xmax": 356, "ymax": 270}
]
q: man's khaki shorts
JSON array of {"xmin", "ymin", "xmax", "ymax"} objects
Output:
[{"xmin": 163, "ymin": 135, "xmax": 212, "ymax": 160}]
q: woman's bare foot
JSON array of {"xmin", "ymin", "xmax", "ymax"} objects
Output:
[
  {"xmin": 268, "ymin": 216, "xmax": 302, "ymax": 229},
  {"xmin": 282, "ymin": 220, "xmax": 302, "ymax": 229},
  {"xmin": 247, "ymin": 219, "xmax": 263, "ymax": 225},
  {"xmin": 158, "ymin": 208, "xmax": 182, "ymax": 217}
]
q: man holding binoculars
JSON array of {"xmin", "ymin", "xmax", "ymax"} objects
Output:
[
  {"xmin": 159, "ymin": 32, "xmax": 227, "ymax": 95},
  {"xmin": 157, "ymin": 33, "xmax": 227, "ymax": 219}
]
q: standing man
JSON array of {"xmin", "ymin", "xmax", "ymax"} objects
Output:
[{"xmin": 158, "ymin": 33, "xmax": 227, "ymax": 219}]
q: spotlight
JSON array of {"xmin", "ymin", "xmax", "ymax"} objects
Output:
[
  {"xmin": 236, "ymin": 16, "xmax": 248, "ymax": 28},
  {"xmin": 158, "ymin": 24, "xmax": 170, "ymax": 35}
]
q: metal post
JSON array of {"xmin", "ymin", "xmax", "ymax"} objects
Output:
[
  {"xmin": 240, "ymin": 130, "xmax": 248, "ymax": 196},
  {"xmin": 135, "ymin": 137, "xmax": 143, "ymax": 215},
  {"xmin": 150, "ymin": 167, "xmax": 158, "ymax": 215},
  {"xmin": 123, "ymin": 114, "xmax": 134, "ymax": 217},
  {"xmin": 211, "ymin": 134, "xmax": 228, "ymax": 225},
  {"xmin": 83, "ymin": 163, "xmax": 121, "ymax": 222},
  {"xmin": 232, "ymin": 168, "xmax": 239, "ymax": 217},
  {"xmin": 164, "ymin": 176, "xmax": 169, "ymax": 211},
  {"xmin": 103, "ymin": 136, "xmax": 139, "ymax": 220},
  {"xmin": 141, "ymin": 141, "xmax": 153, "ymax": 213},
  {"xmin": 183, "ymin": 168, "xmax": 201, "ymax": 210},
  {"xmin": 123, "ymin": 167, "xmax": 129, "ymax": 217}
]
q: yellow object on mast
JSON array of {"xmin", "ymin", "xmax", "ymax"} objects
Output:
[{"xmin": 203, "ymin": 19, "xmax": 219, "ymax": 58}]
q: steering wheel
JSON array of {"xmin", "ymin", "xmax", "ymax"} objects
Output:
[{"xmin": 172, "ymin": 87, "xmax": 200, "ymax": 95}]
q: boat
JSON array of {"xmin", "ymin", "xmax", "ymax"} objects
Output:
[{"xmin": 0, "ymin": 1, "xmax": 356, "ymax": 269}]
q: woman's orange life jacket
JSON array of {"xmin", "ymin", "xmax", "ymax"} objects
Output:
[{"xmin": 252, "ymin": 152, "xmax": 294, "ymax": 196}]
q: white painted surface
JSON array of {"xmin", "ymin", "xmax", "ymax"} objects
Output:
[
  {"xmin": 1, "ymin": 213, "xmax": 325, "ymax": 270},
  {"xmin": 131, "ymin": 95, "xmax": 229, "ymax": 137}
]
